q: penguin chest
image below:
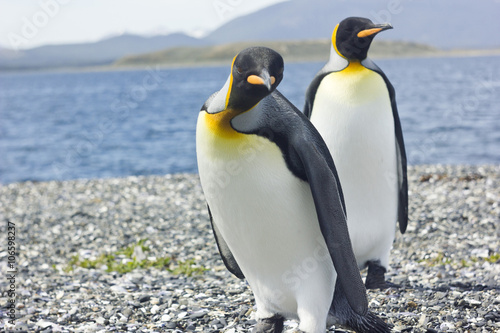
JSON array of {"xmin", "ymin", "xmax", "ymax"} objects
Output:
[
  {"xmin": 309, "ymin": 66, "xmax": 398, "ymax": 262},
  {"xmin": 310, "ymin": 66, "xmax": 396, "ymax": 165},
  {"xmin": 196, "ymin": 111, "xmax": 335, "ymax": 312},
  {"xmin": 196, "ymin": 110, "xmax": 325, "ymax": 262}
]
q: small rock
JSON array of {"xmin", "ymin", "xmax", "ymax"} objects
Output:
[
  {"xmin": 407, "ymin": 300, "xmax": 418, "ymax": 308},
  {"xmin": 418, "ymin": 314, "xmax": 427, "ymax": 327},
  {"xmin": 55, "ymin": 291, "xmax": 65, "ymax": 300},
  {"xmin": 189, "ymin": 309, "xmax": 208, "ymax": 319},
  {"xmin": 471, "ymin": 248, "xmax": 489, "ymax": 258},
  {"xmin": 139, "ymin": 295, "xmax": 151, "ymax": 303},
  {"xmin": 121, "ymin": 308, "xmax": 133, "ymax": 318},
  {"xmin": 150, "ymin": 305, "xmax": 160, "ymax": 314},
  {"xmin": 110, "ymin": 285, "xmax": 128, "ymax": 293},
  {"xmin": 465, "ymin": 298, "xmax": 482, "ymax": 307},
  {"xmin": 68, "ymin": 307, "xmax": 79, "ymax": 316},
  {"xmin": 160, "ymin": 314, "xmax": 171, "ymax": 322},
  {"xmin": 440, "ymin": 322, "xmax": 454, "ymax": 330},
  {"xmin": 35, "ymin": 320, "xmax": 54, "ymax": 329},
  {"xmin": 434, "ymin": 291, "xmax": 447, "ymax": 299}
]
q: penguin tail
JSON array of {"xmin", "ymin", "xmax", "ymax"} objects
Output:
[
  {"xmin": 328, "ymin": 309, "xmax": 392, "ymax": 333},
  {"xmin": 329, "ymin": 281, "xmax": 392, "ymax": 332},
  {"xmin": 344, "ymin": 311, "xmax": 392, "ymax": 333}
]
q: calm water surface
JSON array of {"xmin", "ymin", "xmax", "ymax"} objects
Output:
[{"xmin": 0, "ymin": 55, "xmax": 499, "ymax": 184}]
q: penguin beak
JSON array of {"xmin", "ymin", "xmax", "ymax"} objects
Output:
[
  {"xmin": 247, "ymin": 69, "xmax": 275, "ymax": 91},
  {"xmin": 357, "ymin": 23, "xmax": 393, "ymax": 38}
]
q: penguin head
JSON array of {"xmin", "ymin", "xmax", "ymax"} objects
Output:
[
  {"xmin": 225, "ymin": 47, "xmax": 284, "ymax": 112},
  {"xmin": 333, "ymin": 17, "xmax": 392, "ymax": 61}
]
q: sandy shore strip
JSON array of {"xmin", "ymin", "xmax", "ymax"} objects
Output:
[{"xmin": 0, "ymin": 165, "xmax": 498, "ymax": 332}]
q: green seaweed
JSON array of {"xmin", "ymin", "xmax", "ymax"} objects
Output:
[
  {"xmin": 418, "ymin": 251, "xmax": 500, "ymax": 268},
  {"xmin": 64, "ymin": 239, "xmax": 206, "ymax": 276}
]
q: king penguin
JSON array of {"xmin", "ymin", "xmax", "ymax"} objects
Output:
[
  {"xmin": 303, "ymin": 17, "xmax": 408, "ymax": 289},
  {"xmin": 196, "ymin": 46, "xmax": 390, "ymax": 333}
]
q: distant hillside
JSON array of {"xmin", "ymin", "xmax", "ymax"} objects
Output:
[
  {"xmin": 205, "ymin": 0, "xmax": 500, "ymax": 49},
  {"xmin": 1, "ymin": 0, "xmax": 499, "ymax": 71},
  {"xmin": 113, "ymin": 40, "xmax": 443, "ymax": 68},
  {"xmin": 0, "ymin": 33, "xmax": 205, "ymax": 71}
]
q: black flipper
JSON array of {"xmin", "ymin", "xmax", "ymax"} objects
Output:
[
  {"xmin": 303, "ymin": 72, "xmax": 329, "ymax": 118},
  {"xmin": 393, "ymin": 107, "xmax": 408, "ymax": 234},
  {"xmin": 207, "ymin": 205, "xmax": 245, "ymax": 279},
  {"xmin": 293, "ymin": 135, "xmax": 367, "ymax": 316},
  {"xmin": 362, "ymin": 58, "xmax": 408, "ymax": 234},
  {"xmin": 329, "ymin": 280, "xmax": 392, "ymax": 333}
]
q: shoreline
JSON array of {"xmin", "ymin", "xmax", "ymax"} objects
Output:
[
  {"xmin": 1, "ymin": 163, "xmax": 499, "ymax": 187},
  {"xmin": 0, "ymin": 165, "xmax": 498, "ymax": 332},
  {"xmin": 1, "ymin": 46, "xmax": 500, "ymax": 75}
]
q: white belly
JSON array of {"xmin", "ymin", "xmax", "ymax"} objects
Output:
[
  {"xmin": 196, "ymin": 113, "xmax": 336, "ymax": 323},
  {"xmin": 310, "ymin": 68, "xmax": 398, "ymax": 268}
]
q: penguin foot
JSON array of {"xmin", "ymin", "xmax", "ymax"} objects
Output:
[
  {"xmin": 365, "ymin": 260, "xmax": 400, "ymax": 290},
  {"xmin": 252, "ymin": 315, "xmax": 284, "ymax": 333}
]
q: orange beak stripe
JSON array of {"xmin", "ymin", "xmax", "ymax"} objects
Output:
[
  {"xmin": 357, "ymin": 28, "xmax": 383, "ymax": 38},
  {"xmin": 247, "ymin": 75, "xmax": 276, "ymax": 85}
]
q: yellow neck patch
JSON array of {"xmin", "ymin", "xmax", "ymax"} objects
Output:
[
  {"xmin": 341, "ymin": 60, "xmax": 366, "ymax": 74},
  {"xmin": 202, "ymin": 109, "xmax": 245, "ymax": 140}
]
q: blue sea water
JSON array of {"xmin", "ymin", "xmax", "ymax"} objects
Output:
[{"xmin": 0, "ymin": 55, "xmax": 499, "ymax": 184}]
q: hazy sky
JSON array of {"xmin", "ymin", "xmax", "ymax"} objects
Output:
[{"xmin": 0, "ymin": 0, "xmax": 287, "ymax": 50}]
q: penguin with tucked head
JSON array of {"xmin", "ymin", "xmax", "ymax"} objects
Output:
[
  {"xmin": 197, "ymin": 46, "xmax": 390, "ymax": 332},
  {"xmin": 304, "ymin": 17, "xmax": 408, "ymax": 289}
]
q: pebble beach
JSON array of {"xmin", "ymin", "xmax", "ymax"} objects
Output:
[{"xmin": 0, "ymin": 165, "xmax": 498, "ymax": 333}]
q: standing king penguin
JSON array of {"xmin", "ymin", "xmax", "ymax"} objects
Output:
[
  {"xmin": 304, "ymin": 17, "xmax": 408, "ymax": 289},
  {"xmin": 196, "ymin": 47, "xmax": 390, "ymax": 332}
]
